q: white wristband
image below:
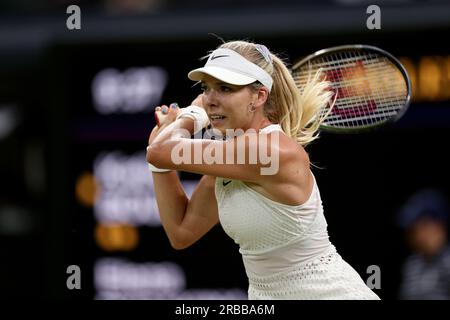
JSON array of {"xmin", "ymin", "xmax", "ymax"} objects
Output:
[
  {"xmin": 175, "ymin": 105, "xmax": 209, "ymax": 134},
  {"xmin": 148, "ymin": 163, "xmax": 172, "ymax": 173},
  {"xmin": 146, "ymin": 146, "xmax": 172, "ymax": 173}
]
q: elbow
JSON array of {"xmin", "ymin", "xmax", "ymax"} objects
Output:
[
  {"xmin": 167, "ymin": 229, "xmax": 193, "ymax": 250},
  {"xmin": 171, "ymin": 242, "xmax": 190, "ymax": 251},
  {"xmin": 168, "ymin": 236, "xmax": 191, "ymax": 250}
]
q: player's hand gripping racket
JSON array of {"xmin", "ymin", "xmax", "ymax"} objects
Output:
[
  {"xmin": 154, "ymin": 100, "xmax": 209, "ymax": 135},
  {"xmin": 154, "ymin": 104, "xmax": 175, "ymax": 127},
  {"xmin": 292, "ymin": 44, "xmax": 411, "ymax": 133}
]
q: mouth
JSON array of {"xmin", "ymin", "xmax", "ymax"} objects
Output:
[{"xmin": 209, "ymin": 114, "xmax": 226, "ymax": 125}]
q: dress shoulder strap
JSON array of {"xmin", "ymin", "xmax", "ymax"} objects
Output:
[{"xmin": 259, "ymin": 124, "xmax": 283, "ymax": 134}]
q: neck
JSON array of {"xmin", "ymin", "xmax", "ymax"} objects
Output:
[{"xmin": 249, "ymin": 117, "xmax": 273, "ymax": 132}]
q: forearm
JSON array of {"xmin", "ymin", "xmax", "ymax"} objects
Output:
[
  {"xmin": 152, "ymin": 170, "xmax": 189, "ymax": 242},
  {"xmin": 146, "ymin": 100, "xmax": 215, "ymax": 248},
  {"xmin": 147, "ymin": 118, "xmax": 196, "ymax": 170},
  {"xmin": 152, "ymin": 117, "xmax": 195, "ymax": 145},
  {"xmin": 148, "ymin": 120, "xmax": 191, "ymax": 239},
  {"xmin": 147, "ymin": 106, "xmax": 202, "ymax": 242}
]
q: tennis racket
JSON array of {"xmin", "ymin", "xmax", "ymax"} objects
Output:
[{"xmin": 292, "ymin": 44, "xmax": 411, "ymax": 133}]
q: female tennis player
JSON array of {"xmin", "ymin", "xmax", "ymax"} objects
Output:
[{"xmin": 146, "ymin": 40, "xmax": 380, "ymax": 300}]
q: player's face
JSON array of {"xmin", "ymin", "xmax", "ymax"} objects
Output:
[{"xmin": 200, "ymin": 75, "xmax": 256, "ymax": 134}]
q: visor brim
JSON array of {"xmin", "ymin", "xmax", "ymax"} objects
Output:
[{"xmin": 188, "ymin": 66, "xmax": 257, "ymax": 86}]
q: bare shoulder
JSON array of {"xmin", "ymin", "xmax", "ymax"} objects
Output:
[
  {"xmin": 255, "ymin": 132, "xmax": 313, "ymax": 206},
  {"xmin": 274, "ymin": 132, "xmax": 310, "ymax": 174}
]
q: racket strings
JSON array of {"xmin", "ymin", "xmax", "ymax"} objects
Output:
[{"xmin": 293, "ymin": 50, "xmax": 408, "ymax": 128}]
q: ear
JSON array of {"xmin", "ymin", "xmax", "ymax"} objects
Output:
[{"xmin": 254, "ymin": 86, "xmax": 269, "ymax": 107}]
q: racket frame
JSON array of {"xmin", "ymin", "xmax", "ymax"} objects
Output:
[{"xmin": 292, "ymin": 44, "xmax": 412, "ymax": 133}]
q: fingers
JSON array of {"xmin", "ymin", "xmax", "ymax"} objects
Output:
[
  {"xmin": 154, "ymin": 110, "xmax": 163, "ymax": 127},
  {"xmin": 161, "ymin": 103, "xmax": 178, "ymax": 114},
  {"xmin": 168, "ymin": 102, "xmax": 178, "ymax": 113},
  {"xmin": 154, "ymin": 103, "xmax": 179, "ymax": 127}
]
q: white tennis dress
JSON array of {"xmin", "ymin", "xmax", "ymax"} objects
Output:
[{"xmin": 215, "ymin": 124, "xmax": 380, "ymax": 300}]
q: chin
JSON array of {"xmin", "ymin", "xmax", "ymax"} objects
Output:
[{"xmin": 207, "ymin": 125, "xmax": 226, "ymax": 138}]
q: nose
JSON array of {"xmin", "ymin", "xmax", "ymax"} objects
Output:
[{"xmin": 203, "ymin": 89, "xmax": 218, "ymax": 108}]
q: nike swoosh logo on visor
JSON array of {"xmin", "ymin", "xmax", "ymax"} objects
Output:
[{"xmin": 210, "ymin": 54, "xmax": 229, "ymax": 60}]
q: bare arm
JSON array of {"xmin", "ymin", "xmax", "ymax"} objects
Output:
[
  {"xmin": 148, "ymin": 103, "xmax": 218, "ymax": 249},
  {"xmin": 148, "ymin": 119, "xmax": 284, "ymax": 184},
  {"xmin": 174, "ymin": 175, "xmax": 219, "ymax": 249},
  {"xmin": 152, "ymin": 172, "xmax": 218, "ymax": 250}
]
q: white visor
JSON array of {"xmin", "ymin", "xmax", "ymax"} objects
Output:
[{"xmin": 188, "ymin": 48, "xmax": 273, "ymax": 92}]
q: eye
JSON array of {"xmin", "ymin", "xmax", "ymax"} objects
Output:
[
  {"xmin": 200, "ymin": 84, "xmax": 208, "ymax": 92},
  {"xmin": 220, "ymin": 85, "xmax": 232, "ymax": 92}
]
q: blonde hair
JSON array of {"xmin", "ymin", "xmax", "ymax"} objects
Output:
[{"xmin": 219, "ymin": 40, "xmax": 334, "ymax": 147}]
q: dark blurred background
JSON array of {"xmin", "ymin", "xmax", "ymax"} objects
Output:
[{"xmin": 1, "ymin": 0, "xmax": 449, "ymax": 300}]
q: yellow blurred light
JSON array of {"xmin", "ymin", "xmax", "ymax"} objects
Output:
[
  {"xmin": 75, "ymin": 172, "xmax": 99, "ymax": 207},
  {"xmin": 95, "ymin": 223, "xmax": 139, "ymax": 252},
  {"xmin": 419, "ymin": 56, "xmax": 441, "ymax": 101},
  {"xmin": 444, "ymin": 56, "xmax": 450, "ymax": 100}
]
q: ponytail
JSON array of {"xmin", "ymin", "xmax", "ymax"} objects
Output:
[
  {"xmin": 220, "ymin": 40, "xmax": 334, "ymax": 147},
  {"xmin": 273, "ymin": 57, "xmax": 334, "ymax": 146}
]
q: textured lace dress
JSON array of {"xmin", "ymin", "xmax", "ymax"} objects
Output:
[{"xmin": 215, "ymin": 124, "xmax": 380, "ymax": 300}]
